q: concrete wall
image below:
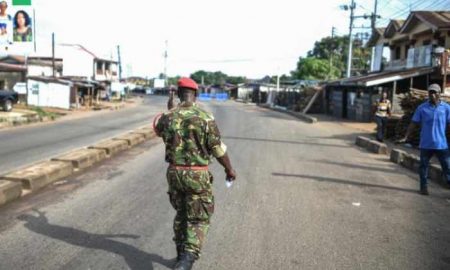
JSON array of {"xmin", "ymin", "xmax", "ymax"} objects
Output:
[
  {"xmin": 27, "ymin": 79, "xmax": 71, "ymax": 109},
  {"xmin": 28, "ymin": 65, "xmax": 55, "ymax": 77},
  {"xmin": 238, "ymin": 87, "xmax": 253, "ymax": 100},
  {"xmin": 59, "ymin": 46, "xmax": 94, "ymax": 78}
]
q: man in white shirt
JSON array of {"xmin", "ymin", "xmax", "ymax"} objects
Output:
[{"xmin": 0, "ymin": 1, "xmax": 12, "ymax": 46}]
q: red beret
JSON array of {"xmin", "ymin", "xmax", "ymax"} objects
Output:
[{"xmin": 178, "ymin": 77, "xmax": 198, "ymax": 91}]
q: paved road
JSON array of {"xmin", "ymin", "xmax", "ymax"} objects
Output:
[
  {"xmin": 0, "ymin": 101, "xmax": 450, "ymax": 270},
  {"xmin": 0, "ymin": 96, "xmax": 167, "ymax": 174}
]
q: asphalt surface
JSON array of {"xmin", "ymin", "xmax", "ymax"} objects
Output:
[
  {"xmin": 1, "ymin": 100, "xmax": 450, "ymax": 270},
  {"xmin": 0, "ymin": 96, "xmax": 167, "ymax": 174}
]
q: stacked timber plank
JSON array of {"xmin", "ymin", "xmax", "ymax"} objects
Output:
[{"xmin": 393, "ymin": 89, "xmax": 450, "ymax": 146}]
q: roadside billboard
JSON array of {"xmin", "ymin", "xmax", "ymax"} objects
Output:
[{"xmin": 0, "ymin": 0, "xmax": 33, "ymax": 55}]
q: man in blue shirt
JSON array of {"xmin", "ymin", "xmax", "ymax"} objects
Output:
[{"xmin": 401, "ymin": 84, "xmax": 450, "ymax": 195}]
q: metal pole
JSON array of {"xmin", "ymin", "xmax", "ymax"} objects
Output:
[
  {"xmin": 329, "ymin": 27, "xmax": 335, "ymax": 80},
  {"xmin": 52, "ymin": 33, "xmax": 55, "ymax": 77},
  {"xmin": 117, "ymin": 45, "xmax": 122, "ymax": 81},
  {"xmin": 25, "ymin": 55, "xmax": 28, "ymax": 106},
  {"xmin": 33, "ymin": 9, "xmax": 36, "ymax": 53},
  {"xmin": 371, "ymin": 0, "xmax": 378, "ymax": 30},
  {"xmin": 346, "ymin": 0, "xmax": 355, "ymax": 78},
  {"xmin": 164, "ymin": 40, "xmax": 168, "ymax": 87},
  {"xmin": 443, "ymin": 51, "xmax": 448, "ymax": 94}
]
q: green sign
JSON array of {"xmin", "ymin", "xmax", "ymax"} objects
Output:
[{"xmin": 13, "ymin": 0, "xmax": 32, "ymax": 5}]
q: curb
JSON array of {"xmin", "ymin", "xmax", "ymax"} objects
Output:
[
  {"xmin": 355, "ymin": 136, "xmax": 388, "ymax": 155},
  {"xmin": 0, "ymin": 180, "xmax": 22, "ymax": 206},
  {"xmin": 89, "ymin": 139, "xmax": 130, "ymax": 156},
  {"xmin": 51, "ymin": 149, "xmax": 108, "ymax": 171},
  {"xmin": 0, "ymin": 161, "xmax": 74, "ymax": 192},
  {"xmin": 0, "ymin": 124, "xmax": 158, "ymax": 207},
  {"xmin": 356, "ymin": 136, "xmax": 449, "ymax": 187}
]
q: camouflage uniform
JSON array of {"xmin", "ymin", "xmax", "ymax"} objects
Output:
[{"xmin": 155, "ymin": 102, "xmax": 227, "ymax": 258}]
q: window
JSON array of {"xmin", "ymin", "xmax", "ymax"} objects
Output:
[
  {"xmin": 0, "ymin": 80, "xmax": 5, "ymax": 90},
  {"xmin": 404, "ymin": 45, "xmax": 410, "ymax": 59},
  {"xmin": 423, "ymin": 40, "xmax": 431, "ymax": 46},
  {"xmin": 96, "ymin": 62, "xmax": 103, "ymax": 75},
  {"xmin": 395, "ymin": 47, "xmax": 401, "ymax": 60}
]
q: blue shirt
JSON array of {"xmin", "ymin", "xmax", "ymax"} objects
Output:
[{"xmin": 412, "ymin": 100, "xmax": 450, "ymax": 149}]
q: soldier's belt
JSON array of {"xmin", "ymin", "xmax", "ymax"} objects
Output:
[{"xmin": 169, "ymin": 164, "xmax": 209, "ymax": 171}]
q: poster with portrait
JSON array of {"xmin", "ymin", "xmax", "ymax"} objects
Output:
[
  {"xmin": 0, "ymin": 0, "xmax": 13, "ymax": 47},
  {"xmin": 0, "ymin": 0, "xmax": 33, "ymax": 54}
]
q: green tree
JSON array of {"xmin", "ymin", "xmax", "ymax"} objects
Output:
[
  {"xmin": 190, "ymin": 70, "xmax": 246, "ymax": 85},
  {"xmin": 227, "ymin": 76, "xmax": 247, "ymax": 85},
  {"xmin": 296, "ymin": 35, "xmax": 371, "ymax": 79},
  {"xmin": 291, "ymin": 57, "xmax": 340, "ymax": 80}
]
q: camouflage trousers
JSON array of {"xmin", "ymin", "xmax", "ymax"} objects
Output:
[{"xmin": 166, "ymin": 167, "xmax": 215, "ymax": 259}]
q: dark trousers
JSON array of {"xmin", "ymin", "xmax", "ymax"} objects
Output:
[
  {"xmin": 419, "ymin": 148, "xmax": 450, "ymax": 189},
  {"xmin": 375, "ymin": 116, "xmax": 387, "ymax": 141}
]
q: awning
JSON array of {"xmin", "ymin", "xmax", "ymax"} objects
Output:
[{"xmin": 330, "ymin": 66, "xmax": 435, "ymax": 87}]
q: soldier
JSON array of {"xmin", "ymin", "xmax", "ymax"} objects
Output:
[{"xmin": 154, "ymin": 77, "xmax": 237, "ymax": 270}]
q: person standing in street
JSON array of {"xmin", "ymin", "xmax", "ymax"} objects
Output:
[
  {"xmin": 154, "ymin": 77, "xmax": 237, "ymax": 270},
  {"xmin": 400, "ymin": 84, "xmax": 450, "ymax": 195},
  {"xmin": 374, "ymin": 91, "xmax": 391, "ymax": 142}
]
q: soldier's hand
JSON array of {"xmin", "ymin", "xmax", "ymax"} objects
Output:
[{"xmin": 225, "ymin": 168, "xmax": 237, "ymax": 181}]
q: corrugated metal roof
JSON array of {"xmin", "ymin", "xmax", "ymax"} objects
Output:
[
  {"xmin": 328, "ymin": 67, "xmax": 435, "ymax": 87},
  {"xmin": 401, "ymin": 11, "xmax": 450, "ymax": 33},
  {"xmin": 366, "ymin": 28, "xmax": 386, "ymax": 47},
  {"xmin": 0, "ymin": 62, "xmax": 26, "ymax": 72},
  {"xmin": 384, "ymin": 20, "xmax": 405, "ymax": 38}
]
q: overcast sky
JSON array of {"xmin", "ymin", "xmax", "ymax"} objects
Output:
[{"xmin": 23, "ymin": 0, "xmax": 450, "ymax": 78}]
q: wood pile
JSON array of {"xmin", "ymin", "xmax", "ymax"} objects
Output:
[
  {"xmin": 293, "ymin": 87, "xmax": 323, "ymax": 113},
  {"xmin": 393, "ymin": 89, "xmax": 450, "ymax": 146}
]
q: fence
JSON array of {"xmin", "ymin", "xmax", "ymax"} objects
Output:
[{"xmin": 198, "ymin": 93, "xmax": 229, "ymax": 101}]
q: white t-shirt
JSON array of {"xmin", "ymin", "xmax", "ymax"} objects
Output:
[{"xmin": 0, "ymin": 14, "xmax": 12, "ymax": 45}]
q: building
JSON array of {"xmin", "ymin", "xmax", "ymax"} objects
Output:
[
  {"xmin": 58, "ymin": 44, "xmax": 119, "ymax": 101},
  {"xmin": 326, "ymin": 11, "xmax": 450, "ymax": 122},
  {"xmin": 0, "ymin": 55, "xmax": 63, "ymax": 90}
]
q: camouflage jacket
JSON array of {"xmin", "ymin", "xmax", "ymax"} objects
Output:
[{"xmin": 155, "ymin": 102, "xmax": 227, "ymax": 166}]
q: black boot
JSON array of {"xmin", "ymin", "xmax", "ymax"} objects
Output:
[
  {"xmin": 173, "ymin": 252, "xmax": 196, "ymax": 270},
  {"xmin": 419, "ymin": 187, "xmax": 429, "ymax": 195},
  {"xmin": 176, "ymin": 245, "xmax": 184, "ymax": 261}
]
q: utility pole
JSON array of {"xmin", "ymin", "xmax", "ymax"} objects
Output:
[
  {"xmin": 52, "ymin": 32, "xmax": 55, "ymax": 77},
  {"xmin": 164, "ymin": 40, "xmax": 168, "ymax": 87},
  {"xmin": 329, "ymin": 27, "xmax": 336, "ymax": 80},
  {"xmin": 33, "ymin": 9, "xmax": 36, "ymax": 53},
  {"xmin": 117, "ymin": 45, "xmax": 122, "ymax": 81},
  {"xmin": 371, "ymin": 0, "xmax": 378, "ymax": 31},
  {"xmin": 346, "ymin": 0, "xmax": 356, "ymax": 78}
]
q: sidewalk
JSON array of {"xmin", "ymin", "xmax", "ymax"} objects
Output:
[{"xmin": 311, "ymin": 113, "xmax": 449, "ymax": 188}]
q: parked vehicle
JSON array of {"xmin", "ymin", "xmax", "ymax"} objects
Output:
[{"xmin": 0, "ymin": 90, "xmax": 19, "ymax": 112}]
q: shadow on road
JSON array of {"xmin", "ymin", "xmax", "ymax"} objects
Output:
[
  {"xmin": 314, "ymin": 160, "xmax": 400, "ymax": 174},
  {"xmin": 272, "ymin": 172, "xmax": 420, "ymax": 194},
  {"xmin": 223, "ymin": 136, "xmax": 349, "ymax": 148},
  {"xmin": 17, "ymin": 210, "xmax": 173, "ymax": 270}
]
